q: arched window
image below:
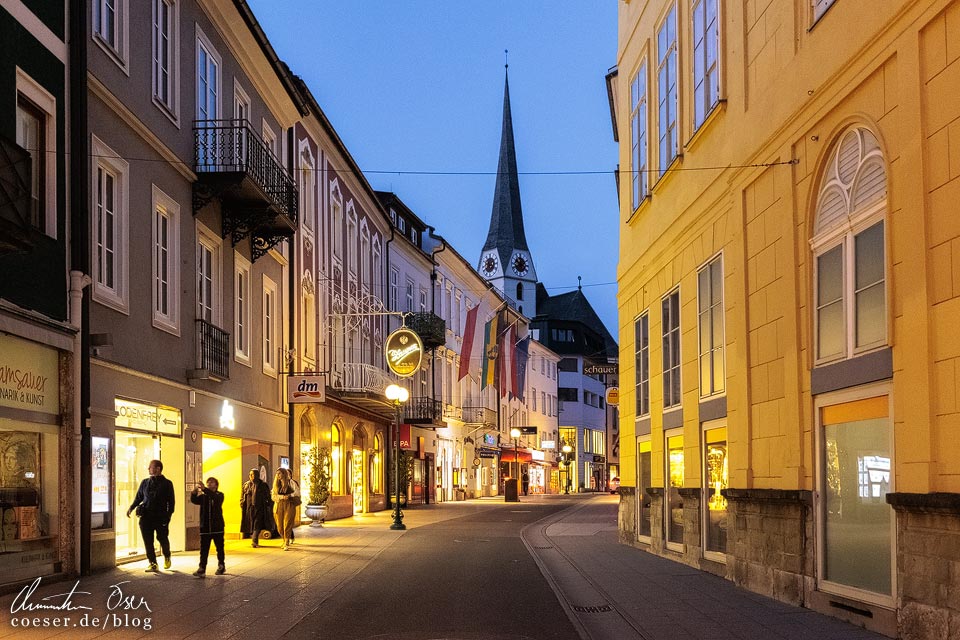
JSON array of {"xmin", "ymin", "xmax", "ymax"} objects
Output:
[
  {"xmin": 331, "ymin": 422, "xmax": 342, "ymax": 494},
  {"xmin": 812, "ymin": 126, "xmax": 887, "ymax": 364},
  {"xmin": 516, "ymin": 282, "xmax": 523, "ymax": 301}
]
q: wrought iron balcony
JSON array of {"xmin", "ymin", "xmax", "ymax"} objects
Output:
[
  {"xmin": 405, "ymin": 312, "xmax": 446, "ymax": 351},
  {"xmin": 402, "ymin": 397, "xmax": 444, "ymax": 427},
  {"xmin": 192, "ymin": 119, "xmax": 298, "ymax": 261},
  {"xmin": 332, "ymin": 363, "xmax": 395, "ymax": 394},
  {"xmin": 442, "ymin": 404, "xmax": 463, "ymax": 421},
  {"xmin": 462, "ymin": 406, "xmax": 497, "ymax": 427},
  {"xmin": 193, "ymin": 319, "xmax": 229, "ymax": 380}
]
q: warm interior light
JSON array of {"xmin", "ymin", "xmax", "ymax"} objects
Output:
[
  {"xmin": 510, "ymin": 428, "xmax": 521, "ymax": 439},
  {"xmin": 562, "ymin": 444, "xmax": 572, "ymax": 454},
  {"xmin": 385, "ymin": 384, "xmax": 409, "ymax": 403}
]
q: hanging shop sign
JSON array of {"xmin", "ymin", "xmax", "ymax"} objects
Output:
[
  {"xmin": 219, "ymin": 400, "xmax": 235, "ymax": 430},
  {"xmin": 0, "ymin": 333, "xmax": 59, "ymax": 415},
  {"xmin": 605, "ymin": 387, "xmax": 620, "ymax": 406},
  {"xmin": 482, "ymin": 433, "xmax": 497, "ymax": 446},
  {"xmin": 531, "ymin": 450, "xmax": 546, "ymax": 461},
  {"xmin": 286, "ymin": 374, "xmax": 326, "ymax": 403},
  {"xmin": 384, "ymin": 327, "xmax": 423, "ymax": 377},
  {"xmin": 115, "ymin": 398, "xmax": 182, "ymax": 435},
  {"xmin": 477, "ymin": 447, "xmax": 499, "ymax": 459},
  {"xmin": 541, "ymin": 440, "xmax": 556, "ymax": 450}
]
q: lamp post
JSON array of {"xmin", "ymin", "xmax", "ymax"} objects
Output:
[
  {"xmin": 385, "ymin": 384, "xmax": 410, "ymax": 530},
  {"xmin": 510, "ymin": 427, "xmax": 521, "ymax": 499},
  {"xmin": 562, "ymin": 443, "xmax": 572, "ymax": 494}
]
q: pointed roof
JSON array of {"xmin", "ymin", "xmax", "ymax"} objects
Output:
[
  {"xmin": 483, "ymin": 68, "xmax": 529, "ymax": 267},
  {"xmin": 535, "ymin": 283, "xmax": 619, "ymax": 359}
]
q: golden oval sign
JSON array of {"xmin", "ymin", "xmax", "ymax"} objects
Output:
[
  {"xmin": 384, "ymin": 327, "xmax": 423, "ymax": 378},
  {"xmin": 605, "ymin": 387, "xmax": 620, "ymax": 406}
]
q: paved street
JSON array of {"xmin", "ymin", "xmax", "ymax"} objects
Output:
[{"xmin": 0, "ymin": 495, "xmax": 886, "ymax": 640}]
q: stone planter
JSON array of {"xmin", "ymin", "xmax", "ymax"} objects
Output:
[{"xmin": 304, "ymin": 503, "xmax": 328, "ymax": 527}]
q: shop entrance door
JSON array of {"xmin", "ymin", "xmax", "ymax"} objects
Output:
[
  {"xmin": 115, "ymin": 431, "xmax": 159, "ymax": 559},
  {"xmin": 352, "ymin": 449, "xmax": 364, "ymax": 514}
]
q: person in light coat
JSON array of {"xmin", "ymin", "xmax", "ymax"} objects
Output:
[{"xmin": 272, "ymin": 467, "xmax": 300, "ymax": 550}]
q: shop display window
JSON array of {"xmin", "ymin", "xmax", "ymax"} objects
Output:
[
  {"xmin": 0, "ymin": 425, "xmax": 59, "ymax": 578},
  {"xmin": 703, "ymin": 425, "xmax": 727, "ymax": 555},
  {"xmin": 666, "ymin": 432, "xmax": 684, "ymax": 546},
  {"xmin": 91, "ymin": 436, "xmax": 112, "ymax": 529},
  {"xmin": 637, "ymin": 440, "xmax": 652, "ymax": 539}
]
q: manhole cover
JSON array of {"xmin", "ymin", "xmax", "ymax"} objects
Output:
[{"xmin": 572, "ymin": 605, "xmax": 613, "ymax": 614}]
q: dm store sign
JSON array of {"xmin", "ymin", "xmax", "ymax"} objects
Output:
[{"xmin": 0, "ymin": 333, "xmax": 59, "ymax": 415}]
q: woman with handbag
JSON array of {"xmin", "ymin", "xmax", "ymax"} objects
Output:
[{"xmin": 272, "ymin": 467, "xmax": 300, "ymax": 550}]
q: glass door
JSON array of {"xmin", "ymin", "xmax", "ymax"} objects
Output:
[
  {"xmin": 352, "ymin": 449, "xmax": 364, "ymax": 514},
  {"xmin": 115, "ymin": 431, "xmax": 159, "ymax": 559}
]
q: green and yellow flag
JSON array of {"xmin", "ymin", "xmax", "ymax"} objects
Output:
[{"xmin": 481, "ymin": 312, "xmax": 500, "ymax": 389}]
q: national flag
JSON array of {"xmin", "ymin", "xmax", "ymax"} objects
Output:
[
  {"xmin": 515, "ymin": 336, "xmax": 530, "ymax": 401},
  {"xmin": 500, "ymin": 324, "xmax": 515, "ymax": 399},
  {"xmin": 481, "ymin": 312, "xmax": 500, "ymax": 389},
  {"xmin": 458, "ymin": 304, "xmax": 481, "ymax": 381}
]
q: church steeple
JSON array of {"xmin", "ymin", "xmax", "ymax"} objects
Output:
[{"xmin": 478, "ymin": 61, "xmax": 537, "ymax": 317}]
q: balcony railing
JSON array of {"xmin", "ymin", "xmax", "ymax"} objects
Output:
[
  {"xmin": 403, "ymin": 397, "xmax": 443, "ymax": 425},
  {"xmin": 405, "ymin": 312, "xmax": 446, "ymax": 351},
  {"xmin": 331, "ymin": 363, "xmax": 395, "ymax": 394},
  {"xmin": 196, "ymin": 319, "xmax": 229, "ymax": 380},
  {"xmin": 462, "ymin": 406, "xmax": 497, "ymax": 427},
  {"xmin": 193, "ymin": 119, "xmax": 298, "ymax": 260},
  {"xmin": 442, "ymin": 404, "xmax": 463, "ymax": 421}
]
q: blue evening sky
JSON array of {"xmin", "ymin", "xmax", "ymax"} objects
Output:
[{"xmin": 247, "ymin": 1, "xmax": 620, "ymax": 337}]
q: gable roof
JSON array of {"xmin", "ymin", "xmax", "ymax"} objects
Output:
[{"xmin": 536, "ymin": 283, "xmax": 618, "ymax": 358}]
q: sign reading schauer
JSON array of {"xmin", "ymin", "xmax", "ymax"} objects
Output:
[
  {"xmin": 384, "ymin": 327, "xmax": 423, "ymax": 378},
  {"xmin": 0, "ymin": 333, "xmax": 59, "ymax": 415}
]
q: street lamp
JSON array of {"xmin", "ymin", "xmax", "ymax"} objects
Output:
[
  {"xmin": 510, "ymin": 427, "xmax": 521, "ymax": 499},
  {"xmin": 385, "ymin": 384, "xmax": 410, "ymax": 530},
  {"xmin": 562, "ymin": 443, "xmax": 573, "ymax": 494}
]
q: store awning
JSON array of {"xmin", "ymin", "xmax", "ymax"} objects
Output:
[{"xmin": 500, "ymin": 449, "xmax": 532, "ymax": 463}]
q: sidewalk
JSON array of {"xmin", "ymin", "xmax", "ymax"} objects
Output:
[{"xmin": 525, "ymin": 495, "xmax": 886, "ymax": 640}]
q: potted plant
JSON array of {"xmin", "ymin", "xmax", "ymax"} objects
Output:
[
  {"xmin": 390, "ymin": 451, "xmax": 413, "ymax": 508},
  {"xmin": 304, "ymin": 445, "xmax": 330, "ymax": 527}
]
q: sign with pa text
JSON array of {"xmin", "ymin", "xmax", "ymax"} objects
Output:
[
  {"xmin": 384, "ymin": 327, "xmax": 423, "ymax": 377},
  {"xmin": 287, "ymin": 374, "xmax": 326, "ymax": 403}
]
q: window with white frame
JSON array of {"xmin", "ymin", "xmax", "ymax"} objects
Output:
[
  {"xmin": 454, "ymin": 291, "xmax": 462, "ymax": 335},
  {"xmin": 332, "ymin": 183, "xmax": 343, "ymax": 261},
  {"xmin": 152, "ymin": 186, "xmax": 180, "ymax": 334},
  {"xmin": 373, "ymin": 237, "xmax": 383, "ymax": 302},
  {"xmin": 389, "ymin": 267, "xmax": 399, "ymax": 310},
  {"xmin": 657, "ymin": 5, "xmax": 678, "ymax": 176},
  {"xmin": 196, "ymin": 29, "xmax": 219, "ymax": 121},
  {"xmin": 300, "ymin": 146, "xmax": 315, "ymax": 233},
  {"xmin": 234, "ymin": 253, "xmax": 251, "ymax": 362},
  {"xmin": 692, "ymin": 0, "xmax": 719, "ymax": 129},
  {"xmin": 405, "ymin": 279, "xmax": 414, "ymax": 312},
  {"xmin": 630, "ymin": 62, "xmax": 648, "ymax": 208},
  {"xmin": 813, "ymin": 0, "xmax": 837, "ymax": 23},
  {"xmin": 813, "ymin": 127, "xmax": 887, "ymax": 364},
  {"xmin": 698, "ymin": 255, "xmax": 724, "ymax": 396},
  {"xmin": 15, "ymin": 70, "xmax": 57, "ymax": 237},
  {"xmin": 360, "ymin": 222, "xmax": 370, "ymax": 287},
  {"xmin": 302, "ymin": 272, "xmax": 316, "ymax": 363},
  {"xmin": 196, "ymin": 223, "xmax": 221, "ymax": 325},
  {"xmin": 346, "ymin": 204, "xmax": 357, "ymax": 275},
  {"xmin": 635, "ymin": 312, "xmax": 650, "ymax": 416},
  {"xmin": 92, "ymin": 136, "xmax": 128, "ymax": 312},
  {"xmin": 262, "ymin": 120, "xmax": 278, "ymax": 159},
  {"xmin": 151, "ymin": 0, "xmax": 177, "ymax": 116},
  {"xmin": 263, "ymin": 275, "xmax": 278, "ymax": 374},
  {"xmin": 93, "ymin": 0, "xmax": 128, "ymax": 65},
  {"xmin": 419, "ymin": 288, "xmax": 427, "ymax": 312},
  {"xmin": 532, "ymin": 388, "xmax": 537, "ymax": 412},
  {"xmin": 662, "ymin": 289, "xmax": 681, "ymax": 408}
]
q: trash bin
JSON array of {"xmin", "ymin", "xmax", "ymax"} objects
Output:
[{"xmin": 504, "ymin": 478, "xmax": 519, "ymax": 502}]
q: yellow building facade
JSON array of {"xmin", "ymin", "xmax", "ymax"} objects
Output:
[{"xmin": 614, "ymin": 1, "xmax": 960, "ymax": 637}]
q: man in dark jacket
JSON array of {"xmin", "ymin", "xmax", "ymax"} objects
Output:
[
  {"xmin": 126, "ymin": 459, "xmax": 175, "ymax": 572},
  {"xmin": 190, "ymin": 476, "xmax": 225, "ymax": 577},
  {"xmin": 240, "ymin": 468, "xmax": 271, "ymax": 547}
]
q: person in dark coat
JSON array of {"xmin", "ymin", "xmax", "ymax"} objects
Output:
[
  {"xmin": 190, "ymin": 476, "xmax": 225, "ymax": 577},
  {"xmin": 240, "ymin": 468, "xmax": 271, "ymax": 547},
  {"xmin": 126, "ymin": 459, "xmax": 175, "ymax": 572}
]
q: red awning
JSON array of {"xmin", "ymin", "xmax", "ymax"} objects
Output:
[{"xmin": 500, "ymin": 449, "xmax": 533, "ymax": 463}]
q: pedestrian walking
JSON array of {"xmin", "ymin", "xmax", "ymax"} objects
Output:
[
  {"xmin": 240, "ymin": 468, "xmax": 271, "ymax": 547},
  {"xmin": 521, "ymin": 471, "xmax": 529, "ymax": 496},
  {"xmin": 190, "ymin": 476, "xmax": 225, "ymax": 577},
  {"xmin": 272, "ymin": 468, "xmax": 300, "ymax": 550},
  {"xmin": 126, "ymin": 459, "xmax": 175, "ymax": 572}
]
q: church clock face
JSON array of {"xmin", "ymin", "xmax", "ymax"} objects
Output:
[
  {"xmin": 481, "ymin": 254, "xmax": 499, "ymax": 277},
  {"xmin": 511, "ymin": 255, "xmax": 529, "ymax": 277}
]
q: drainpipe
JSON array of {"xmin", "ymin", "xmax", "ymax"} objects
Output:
[
  {"xmin": 383, "ymin": 208, "xmax": 396, "ymax": 506},
  {"xmin": 70, "ymin": 0, "xmax": 91, "ymax": 576},
  {"xmin": 287, "ymin": 126, "xmax": 296, "ymax": 472},
  {"xmin": 428, "ymin": 230, "xmax": 447, "ymax": 404}
]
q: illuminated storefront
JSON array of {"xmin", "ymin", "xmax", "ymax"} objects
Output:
[
  {"xmin": 702, "ymin": 423, "xmax": 727, "ymax": 560},
  {"xmin": 665, "ymin": 431, "xmax": 684, "ymax": 548},
  {"xmin": 0, "ymin": 333, "xmax": 65, "ymax": 584}
]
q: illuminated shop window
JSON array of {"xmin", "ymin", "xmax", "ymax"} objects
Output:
[
  {"xmin": 371, "ymin": 435, "xmax": 382, "ymax": 494},
  {"xmin": 703, "ymin": 425, "xmax": 727, "ymax": 555},
  {"xmin": 666, "ymin": 432, "xmax": 684, "ymax": 546},
  {"xmin": 331, "ymin": 423, "xmax": 342, "ymax": 494},
  {"xmin": 637, "ymin": 439, "xmax": 652, "ymax": 540}
]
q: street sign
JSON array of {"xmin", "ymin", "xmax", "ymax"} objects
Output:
[
  {"xmin": 517, "ymin": 426, "xmax": 537, "ymax": 435},
  {"xmin": 287, "ymin": 374, "xmax": 326, "ymax": 403},
  {"xmin": 477, "ymin": 447, "xmax": 499, "ymax": 458},
  {"xmin": 384, "ymin": 327, "xmax": 423, "ymax": 377}
]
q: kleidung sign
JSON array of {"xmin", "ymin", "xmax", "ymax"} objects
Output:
[{"xmin": 384, "ymin": 327, "xmax": 423, "ymax": 378}]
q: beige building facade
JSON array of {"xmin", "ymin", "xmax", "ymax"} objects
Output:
[{"xmin": 614, "ymin": 0, "xmax": 960, "ymax": 637}]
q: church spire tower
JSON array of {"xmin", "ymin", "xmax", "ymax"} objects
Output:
[{"xmin": 478, "ymin": 58, "xmax": 538, "ymax": 317}]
